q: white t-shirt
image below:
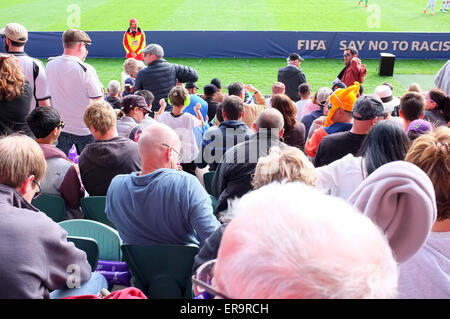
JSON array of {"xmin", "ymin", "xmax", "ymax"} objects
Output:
[
  {"xmin": 398, "ymin": 232, "xmax": 450, "ymax": 299},
  {"xmin": 46, "ymin": 55, "xmax": 103, "ymax": 136},
  {"xmin": 157, "ymin": 112, "xmax": 201, "ymax": 163},
  {"xmin": 315, "ymin": 154, "xmax": 367, "ymax": 200},
  {"xmin": 295, "ymin": 99, "xmax": 310, "ymax": 121}
]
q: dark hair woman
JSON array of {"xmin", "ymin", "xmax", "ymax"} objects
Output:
[
  {"xmin": 424, "ymin": 88, "xmax": 450, "ymax": 127},
  {"xmin": 271, "ymin": 94, "xmax": 306, "ymax": 150}
]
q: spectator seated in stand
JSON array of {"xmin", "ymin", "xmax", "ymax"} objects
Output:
[
  {"xmin": 301, "ymin": 87, "xmax": 333, "ymax": 138},
  {"xmin": 0, "ymin": 134, "xmax": 105, "ymax": 299},
  {"xmin": 305, "ymin": 82, "xmax": 359, "ymax": 158},
  {"xmin": 407, "ymin": 119, "xmax": 433, "ymax": 141},
  {"xmin": 423, "ymin": 88, "xmax": 450, "ymax": 127},
  {"xmin": 227, "ymin": 82, "xmax": 267, "ymax": 129},
  {"xmin": 265, "ymin": 82, "xmax": 285, "ymax": 108},
  {"xmin": 399, "ymin": 91, "xmax": 426, "ymax": 132},
  {"xmin": 210, "ymin": 77, "xmax": 225, "ymax": 103},
  {"xmin": 105, "ymin": 80, "xmax": 122, "ymax": 109},
  {"xmin": 106, "ymin": 123, "xmax": 220, "ymax": 247},
  {"xmin": 313, "ymin": 94, "xmax": 385, "ymax": 168},
  {"xmin": 156, "ymin": 86, "xmax": 205, "ymax": 175},
  {"xmin": 316, "ymin": 120, "xmax": 411, "ymax": 200},
  {"xmin": 348, "ymin": 161, "xmax": 437, "ymax": 264},
  {"xmin": 192, "ymin": 145, "xmax": 318, "ymax": 274},
  {"xmin": 296, "ymin": 83, "xmax": 314, "ymax": 120},
  {"xmin": 399, "ymin": 127, "xmax": 450, "ymax": 298},
  {"xmin": 212, "ymin": 108, "xmax": 286, "ymax": 214},
  {"xmin": 116, "ymin": 94, "xmax": 151, "ymax": 141},
  {"xmin": 121, "ymin": 57, "xmax": 145, "ymax": 92},
  {"xmin": 26, "ymin": 106, "xmax": 85, "ymax": 219},
  {"xmin": 197, "ymin": 95, "xmax": 253, "ymax": 172},
  {"xmin": 122, "ymin": 77, "xmax": 135, "ymax": 97},
  {"xmin": 271, "ymin": 94, "xmax": 306, "ymax": 150},
  {"xmin": 373, "ymin": 84, "xmax": 403, "ymax": 129},
  {"xmin": 79, "ymin": 100, "xmax": 141, "ymax": 196},
  {"xmin": 199, "ymin": 183, "xmax": 398, "ymax": 299},
  {"xmin": 203, "ymin": 84, "xmax": 220, "ymax": 125}
]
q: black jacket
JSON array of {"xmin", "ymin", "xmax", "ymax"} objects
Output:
[
  {"xmin": 277, "ymin": 65, "xmax": 306, "ymax": 102},
  {"xmin": 211, "ymin": 131, "xmax": 286, "ymax": 214},
  {"xmin": 135, "ymin": 59, "xmax": 198, "ymax": 112}
]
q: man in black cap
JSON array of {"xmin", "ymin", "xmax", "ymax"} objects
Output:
[
  {"xmin": 184, "ymin": 82, "xmax": 208, "ymax": 125},
  {"xmin": 135, "ymin": 43, "xmax": 198, "ymax": 112},
  {"xmin": 203, "ymin": 84, "xmax": 220, "ymax": 123},
  {"xmin": 277, "ymin": 53, "xmax": 307, "ymax": 102},
  {"xmin": 313, "ymin": 95, "xmax": 385, "ymax": 167}
]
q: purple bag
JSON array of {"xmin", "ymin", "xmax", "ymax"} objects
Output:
[
  {"xmin": 67, "ymin": 144, "xmax": 79, "ymax": 164},
  {"xmin": 95, "ymin": 260, "xmax": 132, "ymax": 287}
]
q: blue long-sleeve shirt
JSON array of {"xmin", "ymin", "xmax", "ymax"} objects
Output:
[{"xmin": 106, "ymin": 168, "xmax": 220, "ymax": 247}]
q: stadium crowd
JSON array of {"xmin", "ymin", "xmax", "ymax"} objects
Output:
[{"xmin": 0, "ymin": 23, "xmax": 449, "ymax": 299}]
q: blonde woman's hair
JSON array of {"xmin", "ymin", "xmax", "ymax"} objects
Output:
[
  {"xmin": 0, "ymin": 134, "xmax": 46, "ymax": 188},
  {"xmin": 123, "ymin": 58, "xmax": 145, "ymax": 76},
  {"xmin": 405, "ymin": 126, "xmax": 450, "ymax": 220},
  {"xmin": 0, "ymin": 56, "xmax": 25, "ymax": 101},
  {"xmin": 83, "ymin": 100, "xmax": 117, "ymax": 135},
  {"xmin": 252, "ymin": 146, "xmax": 318, "ymax": 190},
  {"xmin": 408, "ymin": 83, "xmax": 422, "ymax": 93}
]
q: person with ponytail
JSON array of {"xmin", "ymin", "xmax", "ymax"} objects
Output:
[{"xmin": 424, "ymin": 88, "xmax": 450, "ymax": 127}]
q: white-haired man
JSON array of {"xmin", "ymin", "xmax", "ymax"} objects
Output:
[
  {"xmin": 105, "ymin": 80, "xmax": 122, "ymax": 109},
  {"xmin": 194, "ymin": 183, "xmax": 399, "ymax": 299}
]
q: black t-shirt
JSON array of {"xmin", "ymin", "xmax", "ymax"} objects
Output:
[
  {"xmin": 0, "ymin": 82, "xmax": 32, "ymax": 136},
  {"xmin": 314, "ymin": 131, "xmax": 367, "ymax": 168}
]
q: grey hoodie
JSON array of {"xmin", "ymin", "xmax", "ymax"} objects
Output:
[{"xmin": 0, "ymin": 184, "xmax": 91, "ymax": 298}]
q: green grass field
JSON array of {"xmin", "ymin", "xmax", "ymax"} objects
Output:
[
  {"xmin": 2, "ymin": 0, "xmax": 449, "ymax": 32},
  {"xmin": 83, "ymin": 58, "xmax": 446, "ymax": 97}
]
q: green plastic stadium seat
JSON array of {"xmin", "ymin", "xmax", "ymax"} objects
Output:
[
  {"xmin": 203, "ymin": 171, "xmax": 215, "ymax": 196},
  {"xmin": 67, "ymin": 236, "xmax": 99, "ymax": 271},
  {"xmin": 59, "ymin": 220, "xmax": 122, "ymax": 261},
  {"xmin": 121, "ymin": 244, "xmax": 199, "ymax": 299},
  {"xmin": 81, "ymin": 196, "xmax": 116, "ymax": 229},
  {"xmin": 32, "ymin": 194, "xmax": 66, "ymax": 222}
]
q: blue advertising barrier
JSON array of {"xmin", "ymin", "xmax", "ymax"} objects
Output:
[{"xmin": 1, "ymin": 31, "xmax": 449, "ymax": 59}]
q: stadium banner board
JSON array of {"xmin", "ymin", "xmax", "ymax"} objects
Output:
[{"xmin": 3, "ymin": 31, "xmax": 449, "ymax": 59}]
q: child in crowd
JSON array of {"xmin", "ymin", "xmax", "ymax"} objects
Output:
[{"xmin": 156, "ymin": 86, "xmax": 204, "ymax": 175}]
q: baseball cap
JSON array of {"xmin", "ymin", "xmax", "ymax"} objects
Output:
[
  {"xmin": 316, "ymin": 87, "xmax": 333, "ymax": 106},
  {"xmin": 204, "ymin": 84, "xmax": 218, "ymax": 96},
  {"xmin": 0, "ymin": 23, "xmax": 28, "ymax": 44},
  {"xmin": 141, "ymin": 43, "xmax": 164, "ymax": 57},
  {"xmin": 352, "ymin": 95, "xmax": 385, "ymax": 121},
  {"xmin": 287, "ymin": 53, "xmax": 304, "ymax": 62},
  {"xmin": 374, "ymin": 85, "xmax": 400, "ymax": 114},
  {"xmin": 124, "ymin": 77, "xmax": 135, "ymax": 87},
  {"xmin": 185, "ymin": 82, "xmax": 199, "ymax": 89},
  {"xmin": 62, "ymin": 29, "xmax": 92, "ymax": 44},
  {"xmin": 121, "ymin": 95, "xmax": 151, "ymax": 113},
  {"xmin": 211, "ymin": 78, "xmax": 222, "ymax": 89},
  {"xmin": 129, "ymin": 18, "xmax": 138, "ymax": 24},
  {"xmin": 406, "ymin": 119, "xmax": 433, "ymax": 136}
]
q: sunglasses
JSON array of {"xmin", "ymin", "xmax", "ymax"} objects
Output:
[
  {"xmin": 343, "ymin": 53, "xmax": 351, "ymax": 57},
  {"xmin": 81, "ymin": 42, "xmax": 90, "ymax": 49},
  {"xmin": 32, "ymin": 179, "xmax": 42, "ymax": 200},
  {"xmin": 191, "ymin": 259, "xmax": 231, "ymax": 299},
  {"xmin": 56, "ymin": 121, "xmax": 65, "ymax": 129}
]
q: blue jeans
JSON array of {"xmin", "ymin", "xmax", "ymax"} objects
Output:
[
  {"xmin": 50, "ymin": 272, "xmax": 108, "ymax": 299},
  {"xmin": 57, "ymin": 132, "xmax": 95, "ymax": 156}
]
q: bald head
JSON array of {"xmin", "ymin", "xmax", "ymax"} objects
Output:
[
  {"xmin": 138, "ymin": 123, "xmax": 181, "ymax": 173},
  {"xmin": 255, "ymin": 108, "xmax": 284, "ymax": 131}
]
